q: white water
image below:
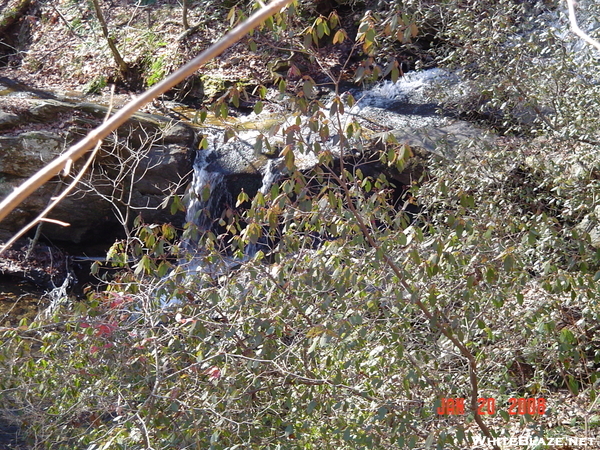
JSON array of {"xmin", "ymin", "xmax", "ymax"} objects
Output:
[
  {"xmin": 243, "ymin": 158, "xmax": 284, "ymax": 258},
  {"xmin": 161, "ymin": 69, "xmax": 457, "ymax": 309},
  {"xmin": 186, "ymin": 150, "xmax": 225, "ymax": 232},
  {"xmin": 353, "ymin": 68, "xmax": 452, "ymax": 109},
  {"xmin": 258, "ymin": 158, "xmax": 283, "ymax": 195},
  {"xmin": 183, "ymin": 69, "xmax": 455, "ymax": 243},
  {"xmin": 162, "ymin": 0, "xmax": 600, "ymax": 308},
  {"xmin": 334, "ymin": 69, "xmax": 455, "ymax": 133}
]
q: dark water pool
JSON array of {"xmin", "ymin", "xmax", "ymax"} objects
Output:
[{"xmin": 0, "ymin": 279, "xmax": 46, "ymax": 327}]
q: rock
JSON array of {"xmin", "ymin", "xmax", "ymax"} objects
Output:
[
  {"xmin": 0, "ymin": 131, "xmax": 63, "ymax": 176},
  {"xmin": 29, "ymin": 100, "xmax": 73, "ymax": 121},
  {"xmin": 388, "ymin": 120, "xmax": 495, "ymax": 159},
  {"xmin": 0, "ymin": 70, "xmax": 500, "ymax": 245},
  {"xmin": 0, "ymin": 111, "xmax": 20, "ymax": 130},
  {"xmin": 0, "ymin": 241, "xmax": 70, "ymax": 288},
  {"xmin": 0, "ymin": 96, "xmax": 195, "ymax": 244}
]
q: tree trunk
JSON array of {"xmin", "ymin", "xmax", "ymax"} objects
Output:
[
  {"xmin": 182, "ymin": 0, "xmax": 190, "ymax": 30},
  {"xmin": 91, "ymin": 0, "xmax": 129, "ymax": 76}
]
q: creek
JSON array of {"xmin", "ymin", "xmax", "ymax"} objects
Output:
[
  {"xmin": 0, "ymin": 68, "xmax": 492, "ymax": 315},
  {"xmin": 170, "ymin": 69, "xmax": 492, "ymax": 303},
  {"xmin": 182, "ymin": 68, "xmax": 482, "ymax": 236}
]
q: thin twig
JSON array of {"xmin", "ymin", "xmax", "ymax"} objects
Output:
[
  {"xmin": 0, "ymin": 87, "xmax": 116, "ymax": 254},
  {"xmin": 0, "ymin": 0, "xmax": 295, "ymax": 235},
  {"xmin": 50, "ymin": 4, "xmax": 82, "ymax": 39}
]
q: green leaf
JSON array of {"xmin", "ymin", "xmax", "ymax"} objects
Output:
[
  {"xmin": 329, "ymin": 100, "xmax": 338, "ymax": 116},
  {"xmin": 316, "ymin": 21, "xmax": 325, "ymax": 39},
  {"xmin": 345, "ymin": 93, "xmax": 355, "ymax": 107},
  {"xmin": 485, "ymin": 267, "xmax": 497, "ymax": 283},
  {"xmin": 361, "ymin": 178, "xmax": 372, "ymax": 192},
  {"xmin": 201, "ymin": 185, "xmax": 211, "ymax": 202},
  {"xmin": 391, "ymin": 66, "xmax": 400, "ymax": 83},
  {"xmin": 254, "ymin": 100, "xmax": 263, "ymax": 114},
  {"xmin": 157, "ymin": 261, "xmax": 170, "ymax": 277},
  {"xmin": 303, "ymin": 78, "xmax": 315, "ymax": 98},
  {"xmin": 568, "ymin": 376, "xmax": 579, "ymax": 395},
  {"xmin": 303, "ymin": 32, "xmax": 313, "ymax": 49},
  {"xmin": 224, "ymin": 128, "xmax": 235, "ymax": 143},
  {"xmin": 503, "ymin": 254, "xmax": 515, "ymax": 272},
  {"xmin": 220, "ymin": 102, "xmax": 228, "ymax": 118},
  {"xmin": 134, "ymin": 254, "xmax": 152, "ymax": 276},
  {"xmin": 199, "ymin": 136, "xmax": 209, "ymax": 150},
  {"xmin": 424, "ymin": 432, "xmax": 436, "ymax": 448},
  {"xmin": 243, "ymin": 222, "xmax": 261, "ymax": 244},
  {"xmin": 253, "ymin": 135, "xmax": 263, "ymax": 154},
  {"xmin": 170, "ymin": 195, "xmax": 184, "ymax": 215},
  {"xmin": 236, "ymin": 190, "xmax": 249, "ymax": 207},
  {"xmin": 283, "ymin": 145, "xmax": 295, "ymax": 171}
]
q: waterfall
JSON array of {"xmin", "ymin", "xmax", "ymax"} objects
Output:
[
  {"xmin": 243, "ymin": 159, "xmax": 283, "ymax": 258},
  {"xmin": 186, "ymin": 150, "xmax": 226, "ymax": 232},
  {"xmin": 165, "ymin": 70, "xmax": 451, "ymax": 307},
  {"xmin": 258, "ymin": 158, "xmax": 283, "ymax": 195},
  {"xmin": 163, "ymin": 149, "xmax": 229, "ymax": 307},
  {"xmin": 344, "ymin": 69, "xmax": 453, "ymax": 130}
]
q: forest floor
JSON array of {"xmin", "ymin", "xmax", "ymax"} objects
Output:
[{"xmin": 0, "ymin": 0, "xmax": 360, "ymax": 104}]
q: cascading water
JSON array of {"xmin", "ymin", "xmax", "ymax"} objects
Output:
[
  {"xmin": 165, "ymin": 69, "xmax": 476, "ymax": 307},
  {"xmin": 186, "ymin": 150, "xmax": 226, "ymax": 234},
  {"xmin": 161, "ymin": 149, "xmax": 229, "ymax": 307},
  {"xmin": 182, "ymin": 69, "xmax": 470, "ymax": 248},
  {"xmin": 244, "ymin": 158, "xmax": 284, "ymax": 257},
  {"xmin": 343, "ymin": 68, "xmax": 454, "ymax": 130},
  {"xmin": 258, "ymin": 158, "xmax": 283, "ymax": 195},
  {"xmin": 183, "ymin": 147, "xmax": 283, "ymax": 260}
]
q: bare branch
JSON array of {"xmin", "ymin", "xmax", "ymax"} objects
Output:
[
  {"xmin": 566, "ymin": 0, "xmax": 600, "ymax": 52},
  {"xmin": 0, "ymin": 0, "xmax": 295, "ymax": 229},
  {"xmin": 0, "ymin": 89, "xmax": 118, "ymax": 253}
]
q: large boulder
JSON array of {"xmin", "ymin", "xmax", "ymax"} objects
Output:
[{"xmin": 0, "ymin": 95, "xmax": 194, "ymax": 243}]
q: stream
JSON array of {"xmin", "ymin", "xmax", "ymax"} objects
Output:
[
  {"xmin": 182, "ymin": 68, "xmax": 470, "ymax": 236},
  {"xmin": 1, "ymin": 68, "xmax": 489, "ymax": 315}
]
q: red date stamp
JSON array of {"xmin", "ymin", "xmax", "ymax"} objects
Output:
[{"xmin": 437, "ymin": 397, "xmax": 546, "ymax": 416}]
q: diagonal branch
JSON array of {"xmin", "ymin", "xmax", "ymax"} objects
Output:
[
  {"xmin": 1, "ymin": 90, "xmax": 117, "ymax": 254},
  {"xmin": 0, "ymin": 0, "xmax": 295, "ymax": 240},
  {"xmin": 566, "ymin": 0, "xmax": 600, "ymax": 52}
]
